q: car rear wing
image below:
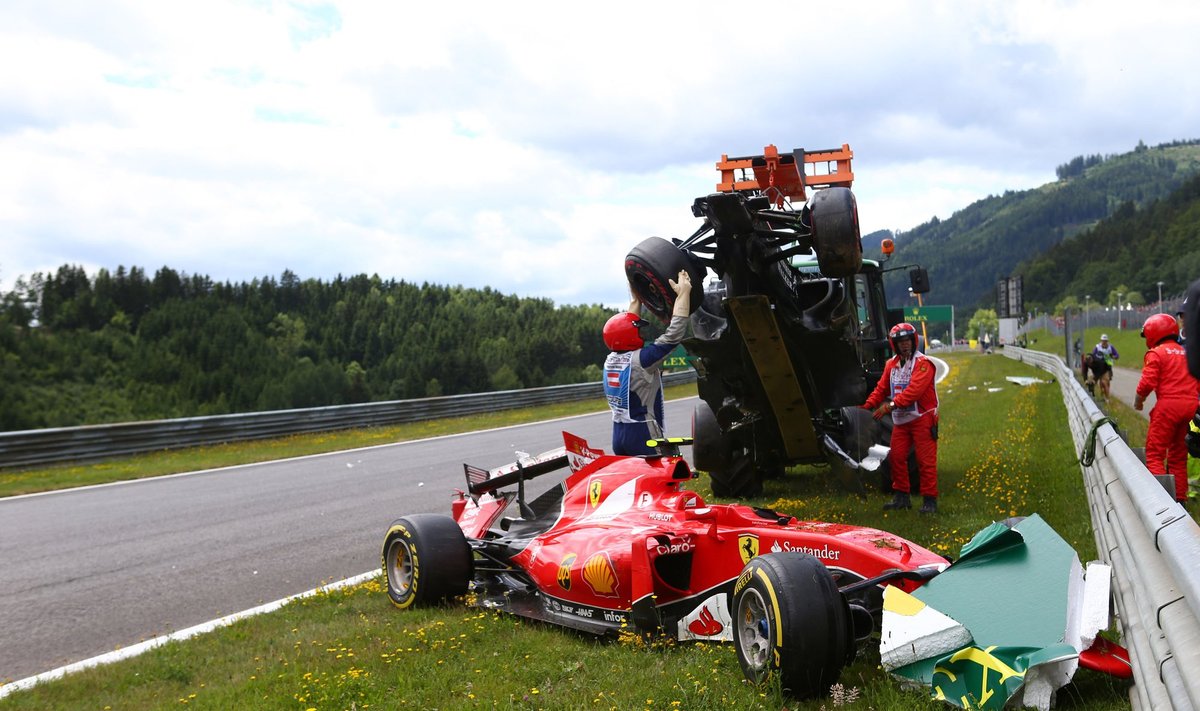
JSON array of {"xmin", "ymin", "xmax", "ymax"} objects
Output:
[
  {"xmin": 716, "ymin": 144, "xmax": 854, "ymax": 205},
  {"xmin": 464, "ymin": 447, "xmax": 570, "ymax": 498}
]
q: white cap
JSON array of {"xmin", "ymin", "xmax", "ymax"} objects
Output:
[{"xmin": 1100, "ymin": 333, "xmax": 1109, "ymax": 340}]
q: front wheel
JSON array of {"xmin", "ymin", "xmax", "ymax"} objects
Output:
[
  {"xmin": 732, "ymin": 553, "xmax": 855, "ymax": 698},
  {"xmin": 382, "ymin": 514, "xmax": 472, "ymax": 608}
]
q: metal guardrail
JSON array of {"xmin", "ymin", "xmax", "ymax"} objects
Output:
[
  {"xmin": 0, "ymin": 371, "xmax": 698, "ymax": 469},
  {"xmin": 1005, "ymin": 347, "xmax": 1200, "ymax": 711}
]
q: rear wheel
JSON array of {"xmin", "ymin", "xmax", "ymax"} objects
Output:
[
  {"xmin": 625, "ymin": 237, "xmax": 705, "ymax": 322},
  {"xmin": 382, "ymin": 514, "xmax": 472, "ymax": 608},
  {"xmin": 810, "ymin": 188, "xmax": 862, "ymax": 278},
  {"xmin": 732, "ymin": 553, "xmax": 855, "ymax": 698}
]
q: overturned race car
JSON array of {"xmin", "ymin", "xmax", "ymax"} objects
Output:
[{"xmin": 381, "ymin": 433, "xmax": 947, "ymax": 698}]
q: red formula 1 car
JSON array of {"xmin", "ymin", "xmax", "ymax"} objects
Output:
[{"xmin": 381, "ymin": 433, "xmax": 948, "ymax": 697}]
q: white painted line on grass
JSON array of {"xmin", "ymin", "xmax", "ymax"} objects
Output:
[{"xmin": 0, "ymin": 570, "xmax": 379, "ymax": 700}]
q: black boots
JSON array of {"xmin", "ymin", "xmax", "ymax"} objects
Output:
[{"xmin": 884, "ymin": 492, "xmax": 938, "ymax": 513}]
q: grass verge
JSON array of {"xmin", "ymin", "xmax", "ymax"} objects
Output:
[{"xmin": 0, "ymin": 355, "xmax": 1134, "ymax": 710}]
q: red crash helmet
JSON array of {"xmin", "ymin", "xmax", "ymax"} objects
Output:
[
  {"xmin": 1140, "ymin": 313, "xmax": 1179, "ymax": 347},
  {"xmin": 603, "ymin": 312, "xmax": 647, "ymax": 351},
  {"xmin": 888, "ymin": 322, "xmax": 918, "ymax": 353}
]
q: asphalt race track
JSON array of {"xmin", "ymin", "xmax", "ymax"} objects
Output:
[{"xmin": 0, "ymin": 399, "xmax": 696, "ymax": 682}]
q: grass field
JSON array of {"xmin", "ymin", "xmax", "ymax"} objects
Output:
[
  {"xmin": 1022, "ymin": 327, "xmax": 1144, "ymax": 371},
  {"xmin": 0, "ymin": 353, "xmax": 1134, "ymax": 710}
]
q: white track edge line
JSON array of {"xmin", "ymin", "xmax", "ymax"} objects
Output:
[{"xmin": 0, "ymin": 570, "xmax": 378, "ymax": 699}]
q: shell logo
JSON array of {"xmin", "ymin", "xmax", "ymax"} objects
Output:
[
  {"xmin": 557, "ymin": 553, "xmax": 576, "ymax": 590},
  {"xmin": 582, "ymin": 552, "xmax": 620, "ymax": 597}
]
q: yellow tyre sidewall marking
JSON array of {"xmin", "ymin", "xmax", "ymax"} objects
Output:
[
  {"xmin": 754, "ymin": 567, "xmax": 784, "ymax": 648},
  {"xmin": 383, "ymin": 524, "xmax": 418, "ymax": 609}
]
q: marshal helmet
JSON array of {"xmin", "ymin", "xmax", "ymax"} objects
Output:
[{"xmin": 603, "ymin": 312, "xmax": 648, "ymax": 351}]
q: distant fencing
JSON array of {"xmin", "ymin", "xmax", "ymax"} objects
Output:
[
  {"xmin": 0, "ymin": 371, "xmax": 698, "ymax": 469},
  {"xmin": 1005, "ymin": 347, "xmax": 1200, "ymax": 711}
]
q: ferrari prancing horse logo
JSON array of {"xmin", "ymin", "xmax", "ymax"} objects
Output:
[
  {"xmin": 588, "ymin": 480, "xmax": 603, "ymax": 508},
  {"xmin": 738, "ymin": 534, "xmax": 759, "ymax": 565}
]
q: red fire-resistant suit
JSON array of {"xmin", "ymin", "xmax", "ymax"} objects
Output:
[
  {"xmin": 863, "ymin": 351, "xmax": 940, "ymax": 497},
  {"xmin": 1136, "ymin": 340, "xmax": 1200, "ymax": 501}
]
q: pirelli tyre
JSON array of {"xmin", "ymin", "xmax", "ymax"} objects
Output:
[
  {"xmin": 382, "ymin": 514, "xmax": 472, "ymax": 608},
  {"xmin": 732, "ymin": 552, "xmax": 855, "ymax": 698},
  {"xmin": 625, "ymin": 236, "xmax": 706, "ymax": 322},
  {"xmin": 809, "ymin": 187, "xmax": 862, "ymax": 278}
]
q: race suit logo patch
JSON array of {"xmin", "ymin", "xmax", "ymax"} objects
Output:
[
  {"xmin": 588, "ymin": 480, "xmax": 603, "ymax": 508},
  {"xmin": 738, "ymin": 534, "xmax": 759, "ymax": 565},
  {"xmin": 582, "ymin": 552, "xmax": 619, "ymax": 597},
  {"xmin": 557, "ymin": 553, "xmax": 576, "ymax": 591}
]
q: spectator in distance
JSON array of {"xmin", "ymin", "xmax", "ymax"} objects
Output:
[
  {"xmin": 1090, "ymin": 334, "xmax": 1119, "ymax": 403},
  {"xmin": 602, "ymin": 270, "xmax": 692, "ymax": 456}
]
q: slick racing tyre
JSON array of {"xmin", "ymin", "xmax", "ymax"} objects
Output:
[
  {"xmin": 382, "ymin": 514, "xmax": 472, "ymax": 608},
  {"xmin": 809, "ymin": 187, "xmax": 862, "ymax": 278},
  {"xmin": 625, "ymin": 236, "xmax": 705, "ymax": 322},
  {"xmin": 732, "ymin": 553, "xmax": 854, "ymax": 698}
]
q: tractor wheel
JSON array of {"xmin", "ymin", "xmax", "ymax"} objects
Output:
[
  {"xmin": 732, "ymin": 553, "xmax": 855, "ymax": 698},
  {"xmin": 382, "ymin": 514, "xmax": 472, "ymax": 608},
  {"xmin": 810, "ymin": 188, "xmax": 862, "ymax": 278},
  {"xmin": 692, "ymin": 401, "xmax": 730, "ymax": 473},
  {"xmin": 708, "ymin": 450, "xmax": 763, "ymax": 499},
  {"xmin": 625, "ymin": 237, "xmax": 705, "ymax": 322}
]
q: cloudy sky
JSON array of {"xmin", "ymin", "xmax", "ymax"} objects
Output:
[{"xmin": 2, "ymin": 0, "xmax": 1198, "ymax": 308}]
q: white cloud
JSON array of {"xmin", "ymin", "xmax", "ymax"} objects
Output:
[{"xmin": 2, "ymin": 0, "xmax": 1199, "ymax": 306}]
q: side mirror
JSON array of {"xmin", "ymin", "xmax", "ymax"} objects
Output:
[{"xmin": 909, "ymin": 268, "xmax": 931, "ymax": 295}]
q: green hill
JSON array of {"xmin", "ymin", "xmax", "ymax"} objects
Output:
[{"xmin": 886, "ymin": 140, "xmax": 1200, "ymax": 317}]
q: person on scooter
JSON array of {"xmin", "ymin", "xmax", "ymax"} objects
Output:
[
  {"xmin": 863, "ymin": 323, "xmax": 941, "ymax": 514},
  {"xmin": 602, "ymin": 270, "xmax": 692, "ymax": 456},
  {"xmin": 1134, "ymin": 313, "xmax": 1200, "ymax": 504}
]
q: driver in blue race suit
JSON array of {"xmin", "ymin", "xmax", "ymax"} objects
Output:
[{"xmin": 602, "ymin": 270, "xmax": 692, "ymax": 455}]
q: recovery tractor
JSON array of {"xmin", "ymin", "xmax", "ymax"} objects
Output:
[{"xmin": 626, "ymin": 144, "xmax": 930, "ymax": 496}]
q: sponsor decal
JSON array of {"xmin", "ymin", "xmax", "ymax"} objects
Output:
[
  {"xmin": 677, "ymin": 594, "xmax": 733, "ymax": 642},
  {"xmin": 772, "ymin": 541, "xmax": 843, "ymax": 561},
  {"xmin": 545, "ymin": 596, "xmax": 629, "ymax": 624},
  {"xmin": 588, "ymin": 480, "xmax": 603, "ymax": 508},
  {"xmin": 683, "ymin": 496, "xmax": 699, "ymax": 509},
  {"xmin": 733, "ymin": 569, "xmax": 753, "ymax": 596},
  {"xmin": 606, "ymin": 370, "xmax": 622, "ymax": 388},
  {"xmin": 687, "ymin": 605, "xmax": 723, "ymax": 637},
  {"xmin": 770, "ymin": 539, "xmax": 782, "ymax": 553},
  {"xmin": 738, "ymin": 534, "xmax": 760, "ymax": 565},
  {"xmin": 638, "ymin": 492, "xmax": 653, "ymax": 509},
  {"xmin": 654, "ymin": 539, "xmax": 693, "ymax": 555},
  {"xmin": 648, "ymin": 512, "xmax": 673, "ymax": 523},
  {"xmin": 582, "ymin": 552, "xmax": 620, "ymax": 597},
  {"xmin": 557, "ymin": 553, "xmax": 577, "ymax": 591}
]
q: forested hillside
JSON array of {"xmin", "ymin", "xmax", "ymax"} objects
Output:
[
  {"xmin": 886, "ymin": 140, "xmax": 1200, "ymax": 316},
  {"xmin": 0, "ymin": 268, "xmax": 613, "ymax": 431},
  {"xmin": 1016, "ymin": 169, "xmax": 1200, "ymax": 309}
]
